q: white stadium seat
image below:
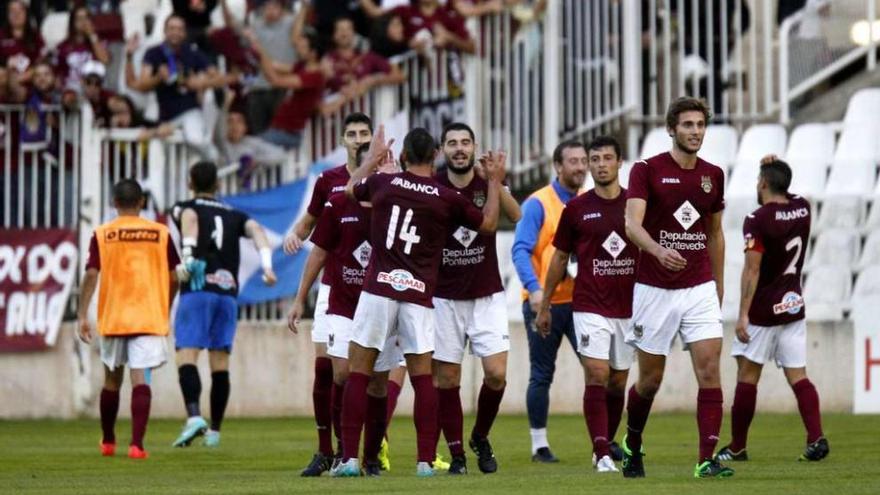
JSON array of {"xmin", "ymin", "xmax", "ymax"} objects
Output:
[
  {"xmin": 832, "ymin": 122, "xmax": 880, "ymax": 166},
  {"xmin": 723, "ymin": 196, "xmax": 759, "ymax": 231},
  {"xmin": 40, "ymin": 12, "xmax": 68, "ymax": 52},
  {"xmin": 639, "ymin": 127, "xmax": 668, "ymax": 160},
  {"xmin": 853, "ymin": 264, "xmax": 880, "ymax": 298},
  {"xmin": 724, "ymin": 228, "xmax": 745, "ymax": 265},
  {"xmin": 700, "ymin": 125, "xmax": 739, "ymax": 175},
  {"xmin": 733, "ymin": 124, "xmax": 787, "ymax": 171},
  {"xmin": 786, "ymin": 123, "xmax": 834, "ymax": 199},
  {"xmin": 803, "ymin": 265, "xmax": 851, "ymax": 321},
  {"xmin": 863, "ymin": 194, "xmax": 880, "ymax": 232},
  {"xmin": 857, "ymin": 231, "xmax": 880, "ymax": 270},
  {"xmin": 807, "ymin": 228, "xmax": 860, "ymax": 270},
  {"xmin": 843, "ymin": 88, "xmax": 880, "ymax": 127},
  {"xmin": 722, "ymin": 260, "xmax": 743, "ymax": 322},
  {"xmin": 815, "ymin": 160, "xmax": 876, "ymax": 231}
]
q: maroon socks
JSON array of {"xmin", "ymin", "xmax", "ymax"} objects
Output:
[
  {"xmin": 584, "ymin": 385, "xmax": 610, "ymax": 458},
  {"xmin": 130, "ymin": 385, "xmax": 151, "ymax": 449},
  {"xmin": 313, "ymin": 357, "xmax": 333, "ymax": 456},
  {"xmin": 99, "ymin": 388, "xmax": 120, "ymax": 444},
  {"xmin": 697, "ymin": 388, "xmax": 723, "ymax": 461}
]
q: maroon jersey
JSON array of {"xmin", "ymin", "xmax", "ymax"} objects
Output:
[
  {"xmin": 434, "ymin": 173, "xmax": 503, "ymax": 300},
  {"xmin": 310, "ymin": 193, "xmax": 372, "ymax": 319},
  {"xmin": 306, "ymin": 164, "xmax": 350, "ymax": 286},
  {"xmin": 627, "ymin": 152, "xmax": 725, "ymax": 289},
  {"xmin": 743, "ymin": 195, "xmax": 811, "ymax": 326},
  {"xmin": 553, "ymin": 189, "xmax": 637, "ymax": 318},
  {"xmin": 269, "ymin": 62, "xmax": 324, "ymax": 133},
  {"xmin": 55, "ymin": 39, "xmax": 103, "ymax": 90},
  {"xmin": 353, "ymin": 171, "xmax": 484, "ymax": 307},
  {"xmin": 307, "ymin": 164, "xmax": 351, "ymax": 218},
  {"xmin": 324, "ymin": 50, "xmax": 392, "ymax": 93}
]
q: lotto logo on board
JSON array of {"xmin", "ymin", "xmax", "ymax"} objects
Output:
[
  {"xmin": 377, "ymin": 269, "xmax": 426, "ymax": 293},
  {"xmin": 773, "ymin": 291, "xmax": 804, "ymax": 315}
]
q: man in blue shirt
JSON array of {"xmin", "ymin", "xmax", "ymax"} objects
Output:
[{"xmin": 511, "ymin": 139, "xmax": 586, "ymax": 462}]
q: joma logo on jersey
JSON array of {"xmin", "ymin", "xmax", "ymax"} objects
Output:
[
  {"xmin": 662, "ymin": 178, "xmax": 681, "ymax": 184},
  {"xmin": 377, "ymin": 269, "xmax": 425, "ymax": 293},
  {"xmin": 773, "ymin": 291, "xmax": 804, "ymax": 315},
  {"xmin": 106, "ymin": 229, "xmax": 160, "ymax": 243},
  {"xmin": 582, "ymin": 212, "xmax": 602, "ymax": 220},
  {"xmin": 331, "ymin": 185, "xmax": 346, "ymax": 193}
]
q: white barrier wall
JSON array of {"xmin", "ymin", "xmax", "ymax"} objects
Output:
[{"xmin": 0, "ymin": 320, "xmax": 854, "ymax": 419}]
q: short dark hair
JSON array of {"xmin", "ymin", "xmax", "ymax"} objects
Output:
[
  {"xmin": 113, "ymin": 179, "xmax": 143, "ymax": 209},
  {"xmin": 665, "ymin": 96, "xmax": 711, "ymax": 129},
  {"xmin": 333, "ymin": 15, "xmax": 355, "ymax": 30},
  {"xmin": 343, "ymin": 112, "xmax": 373, "ymax": 133},
  {"xmin": 189, "ymin": 161, "xmax": 218, "ymax": 193},
  {"xmin": 165, "ymin": 13, "xmax": 185, "ymax": 27},
  {"xmin": 587, "ymin": 135, "xmax": 621, "ymax": 160},
  {"xmin": 441, "ymin": 122, "xmax": 475, "ymax": 144},
  {"xmin": 401, "ymin": 128, "xmax": 437, "ymax": 166},
  {"xmin": 302, "ymin": 32, "xmax": 323, "ymax": 58},
  {"xmin": 759, "ymin": 159, "xmax": 792, "ymax": 194},
  {"xmin": 552, "ymin": 139, "xmax": 586, "ymax": 165},
  {"xmin": 355, "ymin": 142, "xmax": 370, "ymax": 167}
]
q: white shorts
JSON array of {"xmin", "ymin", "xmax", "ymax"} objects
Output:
[
  {"xmin": 310, "ymin": 283, "xmax": 331, "ymax": 344},
  {"xmin": 574, "ymin": 312, "xmax": 634, "ymax": 370},
  {"xmin": 100, "ymin": 335, "xmax": 169, "ymax": 370},
  {"xmin": 351, "ymin": 291, "xmax": 434, "ymax": 357},
  {"xmin": 626, "ymin": 281, "xmax": 723, "ymax": 356},
  {"xmin": 731, "ymin": 319, "xmax": 807, "ymax": 368},
  {"xmin": 326, "ymin": 313, "xmax": 403, "ymax": 372},
  {"xmin": 432, "ymin": 292, "xmax": 510, "ymax": 364}
]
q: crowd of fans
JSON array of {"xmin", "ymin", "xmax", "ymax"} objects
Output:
[{"xmin": 0, "ymin": 0, "xmax": 538, "ymax": 184}]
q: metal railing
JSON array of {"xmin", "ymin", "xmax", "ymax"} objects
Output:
[
  {"xmin": 1, "ymin": 105, "xmax": 81, "ymax": 230},
  {"xmin": 780, "ymin": 0, "xmax": 878, "ymax": 123}
]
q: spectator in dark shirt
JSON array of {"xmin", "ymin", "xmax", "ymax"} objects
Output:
[
  {"xmin": 321, "ymin": 16, "xmax": 404, "ymax": 114},
  {"xmin": 301, "ymin": 0, "xmax": 375, "ymax": 50},
  {"xmin": 107, "ymin": 94, "xmax": 175, "ymax": 140},
  {"xmin": 54, "ymin": 5, "xmax": 111, "ymax": 93},
  {"xmin": 370, "ymin": 12, "xmax": 409, "ymax": 59},
  {"xmin": 172, "ymin": 0, "xmax": 219, "ymax": 53},
  {"xmin": 125, "ymin": 15, "xmax": 238, "ymax": 160},
  {"xmin": 245, "ymin": 31, "xmax": 325, "ymax": 150},
  {"xmin": 0, "ymin": 0, "xmax": 46, "ymax": 87}
]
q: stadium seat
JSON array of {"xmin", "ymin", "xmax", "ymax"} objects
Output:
[
  {"xmin": 120, "ymin": 0, "xmax": 158, "ymax": 42},
  {"xmin": 832, "ymin": 122, "xmax": 880, "ymax": 166},
  {"xmin": 843, "ymin": 88, "xmax": 880, "ymax": 127},
  {"xmin": 852, "ymin": 264, "xmax": 880, "ymax": 298},
  {"xmin": 733, "ymin": 124, "xmax": 787, "ymax": 171},
  {"xmin": 639, "ymin": 127, "xmax": 668, "ymax": 160},
  {"xmin": 700, "ymin": 125, "xmax": 739, "ymax": 175},
  {"xmin": 722, "ymin": 196, "xmax": 758, "ymax": 231},
  {"xmin": 815, "ymin": 160, "xmax": 876, "ymax": 231},
  {"xmin": 618, "ymin": 161, "xmax": 632, "ymax": 190},
  {"xmin": 807, "ymin": 228, "xmax": 860, "ymax": 270},
  {"xmin": 857, "ymin": 231, "xmax": 880, "ymax": 269},
  {"xmin": 863, "ymin": 195, "xmax": 880, "ymax": 232},
  {"xmin": 722, "ymin": 260, "xmax": 742, "ymax": 322},
  {"xmin": 40, "ymin": 12, "xmax": 68, "ymax": 52},
  {"xmin": 211, "ymin": 0, "xmax": 247, "ymax": 27},
  {"xmin": 724, "ymin": 228, "xmax": 744, "ymax": 263},
  {"xmin": 803, "ymin": 265, "xmax": 851, "ymax": 321},
  {"xmin": 786, "ymin": 124, "xmax": 834, "ymax": 199}
]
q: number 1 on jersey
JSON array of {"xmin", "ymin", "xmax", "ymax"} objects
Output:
[
  {"xmin": 386, "ymin": 205, "xmax": 421, "ymax": 254},
  {"xmin": 211, "ymin": 215, "xmax": 224, "ymax": 250}
]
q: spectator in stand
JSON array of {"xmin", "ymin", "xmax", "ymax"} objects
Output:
[
  {"xmin": 370, "ymin": 12, "xmax": 409, "ymax": 59},
  {"xmin": 125, "ymin": 15, "xmax": 238, "ymax": 160},
  {"xmin": 10, "ymin": 61, "xmax": 60, "ymax": 106},
  {"xmin": 245, "ymin": 30, "xmax": 325, "ymax": 150},
  {"xmin": 172, "ymin": 0, "xmax": 219, "ymax": 53},
  {"xmin": 219, "ymin": 103, "xmax": 287, "ymax": 189},
  {"xmin": 61, "ymin": 60, "xmax": 116, "ymax": 127},
  {"xmin": 0, "ymin": 0, "xmax": 46, "ymax": 87},
  {"xmin": 300, "ymin": 0, "xmax": 375, "ymax": 51},
  {"xmin": 54, "ymin": 5, "xmax": 111, "ymax": 94},
  {"xmin": 107, "ymin": 94, "xmax": 175, "ymax": 140},
  {"xmin": 321, "ymin": 16, "xmax": 404, "ymax": 115},
  {"xmin": 360, "ymin": 0, "xmax": 476, "ymax": 55},
  {"xmin": 220, "ymin": 0, "xmax": 299, "ymax": 135}
]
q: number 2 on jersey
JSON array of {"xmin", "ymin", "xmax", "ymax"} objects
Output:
[
  {"xmin": 784, "ymin": 236, "xmax": 803, "ymax": 275},
  {"xmin": 386, "ymin": 205, "xmax": 421, "ymax": 254}
]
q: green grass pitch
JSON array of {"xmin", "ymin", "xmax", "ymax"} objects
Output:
[{"xmin": 2, "ymin": 413, "xmax": 878, "ymax": 494}]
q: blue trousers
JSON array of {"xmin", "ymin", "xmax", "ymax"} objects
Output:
[{"xmin": 522, "ymin": 301, "xmax": 578, "ymax": 429}]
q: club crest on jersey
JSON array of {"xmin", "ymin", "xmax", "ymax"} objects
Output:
[
  {"xmin": 773, "ymin": 291, "xmax": 804, "ymax": 315},
  {"xmin": 473, "ymin": 190, "xmax": 486, "ymax": 208},
  {"xmin": 602, "ymin": 231, "xmax": 627, "ymax": 259},
  {"xmin": 673, "ymin": 200, "xmax": 700, "ymax": 230},
  {"xmin": 377, "ymin": 269, "xmax": 425, "ymax": 293},
  {"xmin": 701, "ymin": 175, "xmax": 712, "ymax": 193},
  {"xmin": 206, "ymin": 269, "xmax": 236, "ymax": 291},
  {"xmin": 580, "ymin": 334, "xmax": 590, "ymax": 348},
  {"xmin": 353, "ymin": 241, "xmax": 372, "ymax": 269},
  {"xmin": 453, "ymin": 226, "xmax": 477, "ymax": 248}
]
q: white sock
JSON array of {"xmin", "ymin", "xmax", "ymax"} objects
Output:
[{"xmin": 530, "ymin": 428, "xmax": 549, "ymax": 454}]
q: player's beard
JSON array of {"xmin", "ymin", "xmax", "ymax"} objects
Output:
[
  {"xmin": 446, "ymin": 154, "xmax": 475, "ymax": 175},
  {"xmin": 674, "ymin": 133, "xmax": 702, "ymax": 155}
]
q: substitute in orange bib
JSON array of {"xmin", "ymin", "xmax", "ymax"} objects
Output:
[{"xmin": 77, "ymin": 179, "xmax": 179, "ymax": 460}]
